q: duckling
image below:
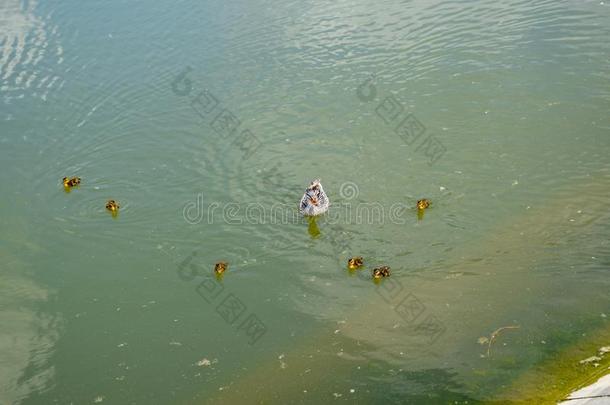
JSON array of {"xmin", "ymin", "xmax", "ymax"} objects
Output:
[
  {"xmin": 214, "ymin": 261, "xmax": 228, "ymax": 276},
  {"xmin": 417, "ymin": 199, "xmax": 430, "ymax": 210},
  {"xmin": 105, "ymin": 200, "xmax": 120, "ymax": 215},
  {"xmin": 62, "ymin": 176, "xmax": 81, "ymax": 188},
  {"xmin": 372, "ymin": 265, "xmax": 391, "ymax": 279},
  {"xmin": 347, "ymin": 256, "xmax": 364, "ymax": 270},
  {"xmin": 299, "ymin": 179, "xmax": 330, "ymax": 216}
]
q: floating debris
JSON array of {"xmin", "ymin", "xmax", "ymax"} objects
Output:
[
  {"xmin": 372, "ymin": 266, "xmax": 391, "ymax": 279},
  {"xmin": 197, "ymin": 358, "xmax": 211, "ymax": 367},
  {"xmin": 347, "ymin": 256, "xmax": 364, "ymax": 270},
  {"xmin": 578, "ymin": 346, "xmax": 610, "ymax": 367},
  {"xmin": 579, "ymin": 356, "xmax": 602, "ymax": 365},
  {"xmin": 196, "ymin": 358, "xmax": 218, "ymax": 367}
]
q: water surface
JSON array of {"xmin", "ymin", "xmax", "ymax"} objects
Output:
[{"xmin": 1, "ymin": 0, "xmax": 610, "ymax": 403}]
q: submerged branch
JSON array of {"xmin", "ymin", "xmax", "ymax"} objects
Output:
[{"xmin": 487, "ymin": 325, "xmax": 520, "ymax": 358}]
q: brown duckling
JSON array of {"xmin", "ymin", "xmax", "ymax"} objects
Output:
[
  {"xmin": 372, "ymin": 265, "xmax": 391, "ymax": 279},
  {"xmin": 62, "ymin": 176, "xmax": 81, "ymax": 188},
  {"xmin": 105, "ymin": 200, "xmax": 120, "ymax": 215},
  {"xmin": 416, "ymin": 199, "xmax": 430, "ymax": 210},
  {"xmin": 347, "ymin": 256, "xmax": 364, "ymax": 270},
  {"xmin": 214, "ymin": 261, "xmax": 228, "ymax": 276}
]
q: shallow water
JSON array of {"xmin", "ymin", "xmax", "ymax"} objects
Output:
[{"xmin": 1, "ymin": 0, "xmax": 610, "ymax": 403}]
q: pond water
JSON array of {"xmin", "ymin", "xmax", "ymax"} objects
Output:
[{"xmin": 1, "ymin": 0, "xmax": 609, "ymax": 403}]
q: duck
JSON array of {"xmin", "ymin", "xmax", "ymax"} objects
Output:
[
  {"xmin": 105, "ymin": 200, "xmax": 120, "ymax": 215},
  {"xmin": 372, "ymin": 265, "xmax": 391, "ymax": 279},
  {"xmin": 347, "ymin": 256, "xmax": 364, "ymax": 270},
  {"xmin": 299, "ymin": 179, "xmax": 330, "ymax": 216},
  {"xmin": 416, "ymin": 199, "xmax": 430, "ymax": 210},
  {"xmin": 62, "ymin": 176, "xmax": 81, "ymax": 188},
  {"xmin": 214, "ymin": 261, "xmax": 228, "ymax": 276}
]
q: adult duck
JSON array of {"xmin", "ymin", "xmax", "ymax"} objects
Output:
[{"xmin": 299, "ymin": 179, "xmax": 330, "ymax": 216}]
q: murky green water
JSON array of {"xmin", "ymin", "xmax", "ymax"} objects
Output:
[{"xmin": 1, "ymin": 0, "xmax": 610, "ymax": 403}]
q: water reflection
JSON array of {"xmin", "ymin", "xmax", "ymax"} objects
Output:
[
  {"xmin": 0, "ymin": 0, "xmax": 64, "ymax": 104},
  {"xmin": 307, "ymin": 216, "xmax": 321, "ymax": 238},
  {"xmin": 0, "ymin": 252, "xmax": 60, "ymax": 404}
]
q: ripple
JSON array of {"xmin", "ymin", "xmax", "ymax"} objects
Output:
[{"xmin": 0, "ymin": 0, "xmax": 64, "ymax": 103}]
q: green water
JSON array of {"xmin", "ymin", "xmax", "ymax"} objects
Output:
[{"xmin": 1, "ymin": 0, "xmax": 610, "ymax": 403}]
